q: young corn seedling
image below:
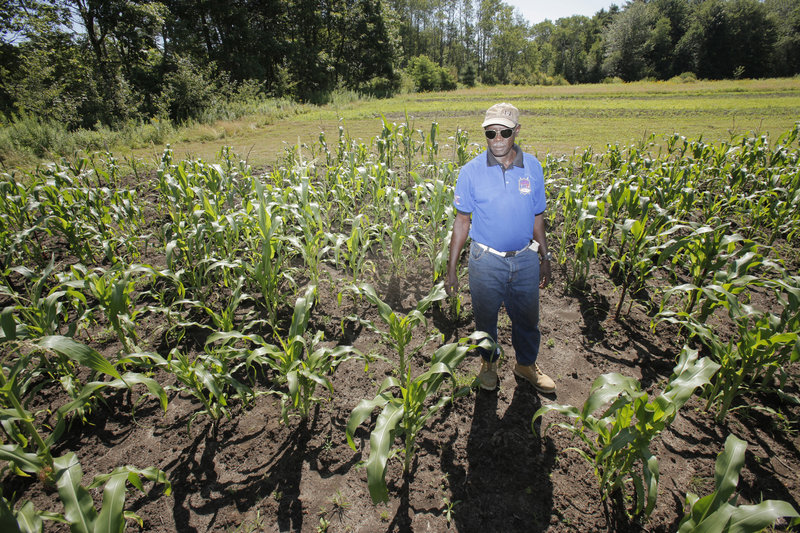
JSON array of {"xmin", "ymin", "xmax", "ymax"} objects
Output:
[
  {"xmin": 0, "ymin": 177, "xmax": 47, "ymax": 266},
  {"xmin": 453, "ymin": 127, "xmax": 472, "ymax": 167},
  {"xmin": 343, "ymin": 282, "xmax": 447, "ymax": 386},
  {"xmin": 0, "ymin": 258, "xmax": 86, "ymax": 340},
  {"xmin": 381, "ymin": 189, "xmax": 420, "ymax": 274},
  {"xmin": 557, "ymin": 181, "xmax": 604, "ymax": 289},
  {"xmin": 346, "ymin": 332, "xmax": 492, "ymax": 503},
  {"xmin": 533, "ymin": 346, "xmax": 719, "ymax": 518},
  {"xmin": 0, "ymin": 336, "xmax": 168, "ymax": 481},
  {"xmin": 333, "ymin": 214, "xmax": 377, "ymax": 283},
  {"xmin": 145, "ymin": 344, "xmax": 252, "ymax": 432},
  {"xmin": 658, "ymin": 221, "xmax": 750, "ymax": 316},
  {"xmin": 210, "ymin": 285, "xmax": 360, "ymax": 422},
  {"xmin": 286, "ymin": 225, "xmax": 331, "ymax": 287},
  {"xmin": 175, "ymin": 272, "xmax": 249, "ymax": 333},
  {"xmin": 67, "ymin": 264, "xmax": 158, "ymax": 353},
  {"xmin": 377, "ymin": 115, "xmax": 400, "ymax": 170},
  {"xmin": 677, "ymin": 434, "xmax": 799, "ymax": 532},
  {"xmin": 245, "ymin": 180, "xmax": 295, "ymax": 327},
  {"xmin": 657, "ymin": 276, "xmax": 799, "ymax": 421},
  {"xmin": 605, "ymin": 207, "xmax": 679, "ymax": 319}
]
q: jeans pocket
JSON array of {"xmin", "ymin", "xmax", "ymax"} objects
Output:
[{"xmin": 470, "ymin": 243, "xmax": 486, "ymax": 261}]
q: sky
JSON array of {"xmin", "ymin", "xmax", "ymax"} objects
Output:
[{"xmin": 503, "ymin": 1, "xmax": 619, "ymax": 25}]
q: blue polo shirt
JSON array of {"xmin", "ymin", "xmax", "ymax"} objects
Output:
[{"xmin": 453, "ymin": 146, "xmax": 546, "ymax": 252}]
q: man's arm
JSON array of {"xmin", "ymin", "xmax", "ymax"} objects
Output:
[
  {"xmin": 445, "ymin": 211, "xmax": 471, "ymax": 296},
  {"xmin": 533, "ymin": 212, "xmax": 551, "ymax": 289}
]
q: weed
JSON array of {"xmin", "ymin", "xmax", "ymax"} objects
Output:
[{"xmin": 442, "ymin": 497, "xmax": 460, "ymax": 526}]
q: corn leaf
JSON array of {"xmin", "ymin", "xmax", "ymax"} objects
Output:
[
  {"xmin": 346, "ymin": 389, "xmax": 394, "ymax": 450},
  {"xmin": 0, "ymin": 444, "xmax": 44, "ymax": 475},
  {"xmin": 53, "ymin": 452, "xmax": 97, "ymax": 533},
  {"xmin": 727, "ymin": 501, "xmax": 799, "ymax": 533},
  {"xmin": 94, "ymin": 471, "xmax": 127, "ymax": 533},
  {"xmin": 366, "ymin": 401, "xmax": 404, "ymax": 504},
  {"xmin": 35, "ymin": 336, "xmax": 121, "ymax": 381},
  {"xmin": 0, "ymin": 494, "xmax": 23, "ymax": 533}
]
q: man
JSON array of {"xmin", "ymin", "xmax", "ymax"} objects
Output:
[{"xmin": 444, "ymin": 102, "xmax": 555, "ymax": 393}]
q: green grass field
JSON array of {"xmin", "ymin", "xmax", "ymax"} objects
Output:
[{"xmin": 125, "ymin": 78, "xmax": 800, "ymax": 167}]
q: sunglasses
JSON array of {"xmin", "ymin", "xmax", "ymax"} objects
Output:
[{"xmin": 484, "ymin": 128, "xmax": 514, "ymax": 139}]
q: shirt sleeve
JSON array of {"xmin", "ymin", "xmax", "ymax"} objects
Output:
[
  {"xmin": 453, "ymin": 165, "xmax": 474, "ymax": 213},
  {"xmin": 531, "ymin": 156, "xmax": 546, "ymax": 214}
]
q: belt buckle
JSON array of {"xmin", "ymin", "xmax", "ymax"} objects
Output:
[{"xmin": 504, "ymin": 250, "xmax": 516, "ymax": 257}]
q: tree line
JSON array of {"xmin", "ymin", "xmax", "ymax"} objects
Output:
[{"xmin": 1, "ymin": 0, "xmax": 798, "ymax": 130}]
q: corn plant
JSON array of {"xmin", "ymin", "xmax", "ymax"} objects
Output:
[
  {"xmin": 0, "ymin": 177, "xmax": 46, "ymax": 266},
  {"xmin": 0, "ymin": 354, "xmax": 57, "ymax": 469},
  {"xmin": 0, "ymin": 258, "xmax": 87, "ymax": 340},
  {"xmin": 414, "ymin": 175, "xmax": 455, "ymax": 282},
  {"xmin": 144, "ymin": 345, "xmax": 253, "ymax": 431},
  {"xmin": 381, "ymin": 189, "xmax": 419, "ymax": 273},
  {"xmin": 677, "ymin": 434, "xmax": 799, "ymax": 532},
  {"xmin": 330, "ymin": 214, "xmax": 377, "ymax": 283},
  {"xmin": 605, "ymin": 207, "xmax": 679, "ymax": 319},
  {"xmin": 377, "ymin": 116, "xmax": 400, "ymax": 169},
  {"xmin": 1, "ymin": 336, "xmax": 168, "ymax": 479},
  {"xmin": 658, "ymin": 244, "xmax": 767, "ymax": 331},
  {"xmin": 0, "ymin": 451, "xmax": 171, "ymax": 533},
  {"xmin": 557, "ymin": 181, "xmax": 604, "ymax": 288},
  {"xmin": 346, "ymin": 333, "xmax": 492, "ymax": 503},
  {"xmin": 601, "ymin": 178, "xmax": 641, "ymax": 248},
  {"xmin": 420, "ymin": 121, "xmax": 439, "ymax": 167},
  {"xmin": 169, "ymin": 272, "xmax": 249, "ymax": 334},
  {"xmin": 657, "ymin": 276, "xmax": 799, "ymax": 421},
  {"xmin": 210, "ymin": 285, "xmax": 360, "ymax": 422},
  {"xmin": 244, "ymin": 180, "xmax": 295, "ymax": 327},
  {"xmin": 286, "ymin": 221, "xmax": 331, "ymax": 287},
  {"xmin": 452, "ymin": 127, "xmax": 472, "ymax": 167},
  {"xmin": 403, "ymin": 115, "xmax": 423, "ymax": 181},
  {"xmin": 343, "ymin": 282, "xmax": 447, "ymax": 386},
  {"xmin": 66, "ymin": 264, "xmax": 160, "ymax": 353},
  {"xmin": 533, "ymin": 347, "xmax": 719, "ymax": 518},
  {"xmin": 658, "ymin": 222, "xmax": 751, "ymax": 316}
]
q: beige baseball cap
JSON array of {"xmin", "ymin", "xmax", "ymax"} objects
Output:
[{"xmin": 482, "ymin": 102, "xmax": 519, "ymax": 128}]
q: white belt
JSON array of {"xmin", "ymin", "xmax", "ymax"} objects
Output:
[{"xmin": 475, "ymin": 240, "xmax": 539, "ymax": 258}]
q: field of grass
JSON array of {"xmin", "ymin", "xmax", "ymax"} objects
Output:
[{"xmin": 121, "ymin": 78, "xmax": 800, "ymax": 167}]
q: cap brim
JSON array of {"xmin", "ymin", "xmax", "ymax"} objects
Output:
[{"xmin": 481, "ymin": 118, "xmax": 517, "ymax": 128}]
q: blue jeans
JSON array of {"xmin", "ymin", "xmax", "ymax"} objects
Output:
[{"xmin": 468, "ymin": 241, "xmax": 541, "ymax": 365}]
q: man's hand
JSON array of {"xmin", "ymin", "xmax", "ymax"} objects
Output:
[
  {"xmin": 445, "ymin": 272, "xmax": 459, "ymax": 297},
  {"xmin": 540, "ymin": 259, "xmax": 552, "ymax": 289}
]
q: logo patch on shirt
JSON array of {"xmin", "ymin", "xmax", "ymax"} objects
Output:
[
  {"xmin": 454, "ymin": 194, "xmax": 462, "ymax": 206},
  {"xmin": 518, "ymin": 178, "xmax": 531, "ymax": 195}
]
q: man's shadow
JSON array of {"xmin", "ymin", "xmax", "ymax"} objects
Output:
[{"xmin": 446, "ymin": 374, "xmax": 557, "ymax": 532}]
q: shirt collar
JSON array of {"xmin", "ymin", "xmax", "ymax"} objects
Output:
[{"xmin": 486, "ymin": 145, "xmax": 524, "ymax": 168}]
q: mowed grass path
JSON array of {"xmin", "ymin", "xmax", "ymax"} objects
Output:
[{"xmin": 135, "ymin": 78, "xmax": 800, "ymax": 166}]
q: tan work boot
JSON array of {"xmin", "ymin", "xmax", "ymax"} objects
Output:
[
  {"xmin": 513, "ymin": 363, "xmax": 556, "ymax": 393},
  {"xmin": 478, "ymin": 359, "xmax": 498, "ymax": 391}
]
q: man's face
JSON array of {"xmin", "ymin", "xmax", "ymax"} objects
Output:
[{"xmin": 484, "ymin": 124, "xmax": 519, "ymax": 159}]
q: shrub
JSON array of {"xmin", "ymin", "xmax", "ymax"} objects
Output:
[
  {"xmin": 0, "ymin": 114, "xmax": 72, "ymax": 159},
  {"xmin": 438, "ymin": 67, "xmax": 457, "ymax": 91},
  {"xmin": 156, "ymin": 56, "xmax": 225, "ymax": 123},
  {"xmin": 406, "ymin": 55, "xmax": 457, "ymax": 92},
  {"xmin": 460, "ymin": 63, "xmax": 477, "ymax": 87},
  {"xmin": 362, "ymin": 76, "xmax": 399, "ymax": 98},
  {"xmin": 669, "ymin": 72, "xmax": 698, "ymax": 83}
]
